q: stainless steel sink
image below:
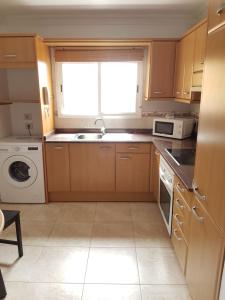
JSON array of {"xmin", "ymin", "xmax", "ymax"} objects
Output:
[{"xmin": 76, "ymin": 133, "xmax": 103, "ymax": 140}]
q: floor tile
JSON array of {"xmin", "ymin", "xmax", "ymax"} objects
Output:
[
  {"xmin": 137, "ymin": 248, "xmax": 186, "ymax": 284},
  {"xmin": 82, "ymin": 284, "xmax": 141, "ymax": 300},
  {"xmin": 141, "ymin": 284, "xmax": 191, "ymax": 300},
  {"xmin": 47, "ymin": 222, "xmax": 93, "ymax": 247},
  {"xmin": 0, "ymin": 245, "xmax": 43, "ymax": 282},
  {"xmin": 95, "ymin": 203, "xmax": 132, "ymax": 222},
  {"xmin": 21, "ymin": 203, "xmax": 63, "ymax": 222},
  {"xmin": 91, "ymin": 222, "xmax": 135, "ymax": 247},
  {"xmin": 1, "ymin": 219, "xmax": 55, "ymax": 246},
  {"xmin": 85, "ymin": 248, "xmax": 139, "ymax": 284},
  {"xmin": 32, "ymin": 246, "xmax": 89, "ymax": 283},
  {"xmin": 61, "ymin": 203, "xmax": 97, "ymax": 223},
  {"xmin": 5, "ymin": 282, "xmax": 83, "ymax": 300},
  {"xmin": 131, "ymin": 203, "xmax": 163, "ymax": 224},
  {"xmin": 134, "ymin": 221, "xmax": 171, "ymax": 248}
]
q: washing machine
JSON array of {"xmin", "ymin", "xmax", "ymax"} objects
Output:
[{"xmin": 0, "ymin": 136, "xmax": 45, "ymax": 203}]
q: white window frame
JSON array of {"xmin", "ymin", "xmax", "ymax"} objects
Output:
[{"xmin": 55, "ymin": 61, "xmax": 143, "ymax": 118}]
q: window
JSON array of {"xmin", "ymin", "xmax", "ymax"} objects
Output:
[{"xmin": 55, "ymin": 61, "xmax": 142, "ymax": 117}]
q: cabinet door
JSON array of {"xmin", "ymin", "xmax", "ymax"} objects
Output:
[
  {"xmin": 174, "ymin": 41, "xmax": 185, "ymax": 98},
  {"xmin": 150, "ymin": 145, "xmax": 160, "ymax": 201},
  {"xmin": 70, "ymin": 143, "xmax": 115, "ymax": 192},
  {"xmin": 193, "ymin": 22, "xmax": 207, "ymax": 72},
  {"xmin": 149, "ymin": 41, "xmax": 176, "ymax": 98},
  {"xmin": 0, "ymin": 37, "xmax": 36, "ymax": 64},
  {"xmin": 186, "ymin": 198, "xmax": 223, "ymax": 300},
  {"xmin": 182, "ymin": 32, "xmax": 195, "ymax": 100},
  {"xmin": 116, "ymin": 153, "xmax": 150, "ymax": 192},
  {"xmin": 45, "ymin": 143, "xmax": 70, "ymax": 192},
  {"xmin": 193, "ymin": 25, "xmax": 225, "ymax": 232},
  {"xmin": 208, "ymin": 0, "xmax": 225, "ymax": 33}
]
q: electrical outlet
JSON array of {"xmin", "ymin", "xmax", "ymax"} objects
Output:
[
  {"xmin": 25, "ymin": 122, "xmax": 33, "ymax": 130},
  {"xmin": 24, "ymin": 113, "xmax": 32, "ymax": 121}
]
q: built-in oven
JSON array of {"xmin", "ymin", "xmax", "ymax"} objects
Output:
[{"xmin": 159, "ymin": 156, "xmax": 175, "ymax": 235}]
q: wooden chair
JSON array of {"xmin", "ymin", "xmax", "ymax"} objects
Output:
[
  {"xmin": 0, "ymin": 210, "xmax": 7, "ymax": 299},
  {"xmin": 0, "ymin": 210, "xmax": 23, "ymax": 258}
]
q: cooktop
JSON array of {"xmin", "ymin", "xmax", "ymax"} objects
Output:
[{"xmin": 166, "ymin": 148, "xmax": 196, "ymax": 166}]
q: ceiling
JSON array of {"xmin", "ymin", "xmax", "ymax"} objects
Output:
[{"xmin": 0, "ymin": 0, "xmax": 208, "ymax": 15}]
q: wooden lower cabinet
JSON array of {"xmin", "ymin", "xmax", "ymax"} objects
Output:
[
  {"xmin": 150, "ymin": 145, "xmax": 160, "ymax": 201},
  {"xmin": 70, "ymin": 143, "xmax": 115, "ymax": 192},
  {"xmin": 116, "ymin": 153, "xmax": 150, "ymax": 192},
  {"xmin": 45, "ymin": 143, "xmax": 70, "ymax": 192},
  {"xmin": 186, "ymin": 198, "xmax": 224, "ymax": 300}
]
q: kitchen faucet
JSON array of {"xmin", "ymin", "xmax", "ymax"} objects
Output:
[{"xmin": 94, "ymin": 118, "xmax": 106, "ymax": 135}]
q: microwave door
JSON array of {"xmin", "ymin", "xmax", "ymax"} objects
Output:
[{"xmin": 155, "ymin": 121, "xmax": 174, "ymax": 135}]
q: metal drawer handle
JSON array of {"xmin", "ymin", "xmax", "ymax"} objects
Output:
[
  {"xmin": 183, "ymin": 91, "xmax": 190, "ymax": 95},
  {"xmin": 173, "ymin": 229, "xmax": 183, "ymax": 241},
  {"xmin": 153, "ymin": 91, "xmax": 163, "ymax": 94},
  {"xmin": 175, "ymin": 198, "xmax": 184, "ymax": 209},
  {"xmin": 176, "ymin": 182, "xmax": 186, "ymax": 193},
  {"xmin": 192, "ymin": 206, "xmax": 204, "ymax": 223},
  {"xmin": 192, "ymin": 180, "xmax": 207, "ymax": 201},
  {"xmin": 3, "ymin": 54, "xmax": 17, "ymax": 58},
  {"xmin": 99, "ymin": 146, "xmax": 111, "ymax": 149},
  {"xmin": 120, "ymin": 157, "xmax": 130, "ymax": 160},
  {"xmin": 128, "ymin": 147, "xmax": 139, "ymax": 150},
  {"xmin": 54, "ymin": 146, "xmax": 63, "ymax": 150},
  {"xmin": 174, "ymin": 214, "xmax": 183, "ymax": 226},
  {"xmin": 217, "ymin": 5, "xmax": 225, "ymax": 15}
]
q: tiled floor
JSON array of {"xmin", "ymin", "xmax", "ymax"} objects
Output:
[{"xmin": 0, "ymin": 202, "xmax": 191, "ymax": 299}]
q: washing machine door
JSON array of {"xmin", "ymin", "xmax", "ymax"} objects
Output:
[{"xmin": 2, "ymin": 155, "xmax": 38, "ymax": 188}]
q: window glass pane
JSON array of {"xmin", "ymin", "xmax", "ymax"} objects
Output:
[
  {"xmin": 101, "ymin": 62, "xmax": 138, "ymax": 114},
  {"xmin": 61, "ymin": 63, "xmax": 98, "ymax": 115}
]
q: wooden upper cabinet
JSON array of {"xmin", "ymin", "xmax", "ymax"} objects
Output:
[
  {"xmin": 186, "ymin": 198, "xmax": 223, "ymax": 300},
  {"xmin": 182, "ymin": 31, "xmax": 195, "ymax": 100},
  {"xmin": 208, "ymin": 0, "xmax": 225, "ymax": 33},
  {"xmin": 193, "ymin": 25, "xmax": 225, "ymax": 233},
  {"xmin": 193, "ymin": 22, "xmax": 207, "ymax": 72},
  {"xmin": 0, "ymin": 37, "xmax": 36, "ymax": 67},
  {"xmin": 45, "ymin": 143, "xmax": 70, "ymax": 192},
  {"xmin": 174, "ymin": 41, "xmax": 185, "ymax": 98},
  {"xmin": 148, "ymin": 41, "xmax": 176, "ymax": 98},
  {"xmin": 150, "ymin": 145, "xmax": 160, "ymax": 201},
  {"xmin": 70, "ymin": 143, "xmax": 115, "ymax": 192}
]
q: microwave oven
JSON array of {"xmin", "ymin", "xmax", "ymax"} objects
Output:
[{"xmin": 153, "ymin": 118, "xmax": 195, "ymax": 139}]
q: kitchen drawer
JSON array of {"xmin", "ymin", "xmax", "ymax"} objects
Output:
[
  {"xmin": 173, "ymin": 189, "xmax": 191, "ymax": 244},
  {"xmin": 116, "ymin": 143, "xmax": 150, "ymax": 154},
  {"xmin": 171, "ymin": 218, "xmax": 188, "ymax": 274},
  {"xmin": 174, "ymin": 176, "xmax": 193, "ymax": 209}
]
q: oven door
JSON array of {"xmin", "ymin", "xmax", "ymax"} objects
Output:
[{"xmin": 159, "ymin": 175, "xmax": 173, "ymax": 235}]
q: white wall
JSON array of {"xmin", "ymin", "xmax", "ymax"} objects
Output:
[{"xmin": 0, "ymin": 105, "xmax": 12, "ymax": 138}]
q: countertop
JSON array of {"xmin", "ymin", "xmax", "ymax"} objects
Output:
[{"xmin": 45, "ymin": 132, "xmax": 196, "ymax": 191}]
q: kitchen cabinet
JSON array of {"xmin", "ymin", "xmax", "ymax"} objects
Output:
[
  {"xmin": 208, "ymin": 0, "xmax": 225, "ymax": 33},
  {"xmin": 116, "ymin": 143, "xmax": 150, "ymax": 192},
  {"xmin": 148, "ymin": 41, "xmax": 176, "ymax": 98},
  {"xmin": 186, "ymin": 198, "xmax": 224, "ymax": 300},
  {"xmin": 150, "ymin": 145, "xmax": 160, "ymax": 201},
  {"xmin": 193, "ymin": 22, "xmax": 207, "ymax": 72},
  {"xmin": 70, "ymin": 143, "xmax": 116, "ymax": 192},
  {"xmin": 174, "ymin": 41, "xmax": 185, "ymax": 99},
  {"xmin": 45, "ymin": 143, "xmax": 70, "ymax": 192},
  {"xmin": 193, "ymin": 24, "xmax": 225, "ymax": 233},
  {"xmin": 0, "ymin": 36, "xmax": 36, "ymax": 68}
]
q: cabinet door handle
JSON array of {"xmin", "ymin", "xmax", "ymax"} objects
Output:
[
  {"xmin": 192, "ymin": 180, "xmax": 207, "ymax": 201},
  {"xmin": 128, "ymin": 147, "xmax": 139, "ymax": 150},
  {"xmin": 155, "ymin": 150, "xmax": 160, "ymax": 156},
  {"xmin": 99, "ymin": 146, "xmax": 112, "ymax": 150},
  {"xmin": 173, "ymin": 229, "xmax": 183, "ymax": 241},
  {"xmin": 176, "ymin": 182, "xmax": 186, "ymax": 193},
  {"xmin": 175, "ymin": 198, "xmax": 184, "ymax": 210},
  {"xmin": 192, "ymin": 206, "xmax": 204, "ymax": 223},
  {"xmin": 183, "ymin": 91, "xmax": 190, "ymax": 95},
  {"xmin": 120, "ymin": 157, "xmax": 130, "ymax": 160},
  {"xmin": 176, "ymin": 91, "xmax": 181, "ymax": 94},
  {"xmin": 217, "ymin": 5, "xmax": 225, "ymax": 15},
  {"xmin": 174, "ymin": 214, "xmax": 183, "ymax": 226},
  {"xmin": 153, "ymin": 91, "xmax": 163, "ymax": 94},
  {"xmin": 3, "ymin": 54, "xmax": 17, "ymax": 58},
  {"xmin": 53, "ymin": 146, "xmax": 63, "ymax": 150}
]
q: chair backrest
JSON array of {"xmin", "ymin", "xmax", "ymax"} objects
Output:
[{"xmin": 0, "ymin": 210, "xmax": 4, "ymax": 233}]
